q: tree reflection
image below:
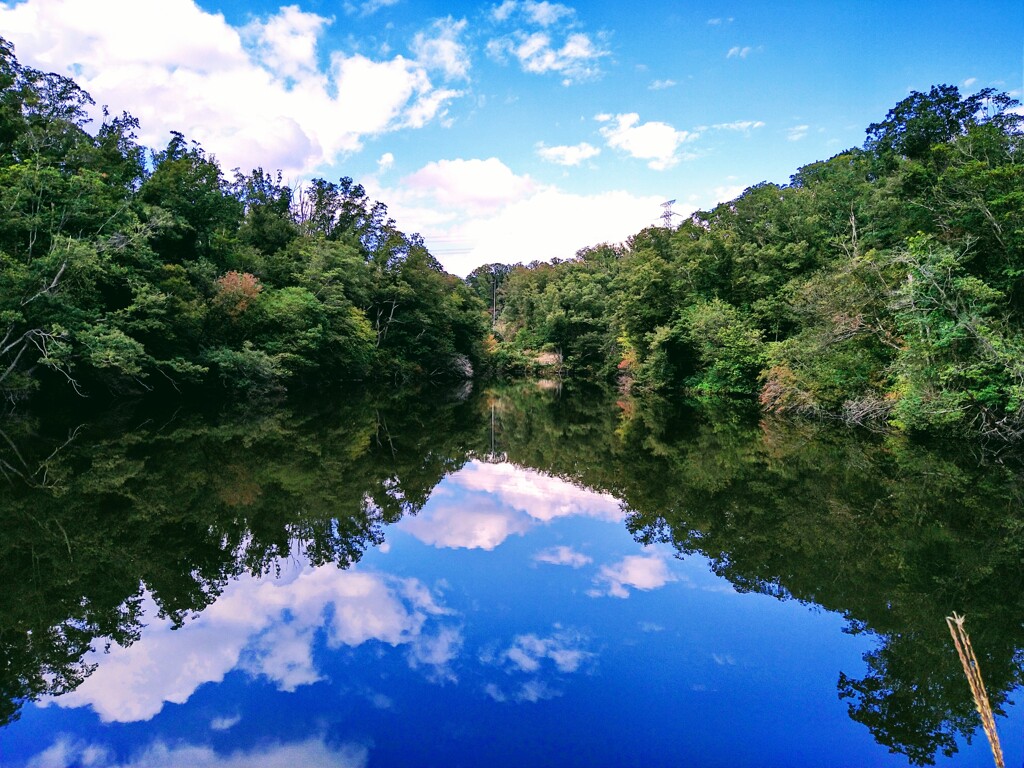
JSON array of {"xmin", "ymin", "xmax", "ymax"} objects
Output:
[
  {"xmin": 1, "ymin": 383, "xmax": 1022, "ymax": 765},
  {"xmin": 0, "ymin": 388, "xmax": 483, "ymax": 726},
  {"xmin": 488, "ymin": 385, "xmax": 1024, "ymax": 766}
]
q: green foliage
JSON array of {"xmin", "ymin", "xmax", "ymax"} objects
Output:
[
  {"xmin": 0, "ymin": 37, "xmax": 488, "ymax": 400},
  {"xmin": 678, "ymin": 299, "xmax": 765, "ymax": 393},
  {"xmin": 3, "ymin": 34, "xmax": 1024, "ymax": 439},
  {"xmin": 489, "ymin": 82, "xmax": 1024, "ymax": 441}
]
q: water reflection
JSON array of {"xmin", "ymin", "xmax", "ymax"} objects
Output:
[
  {"xmin": 47, "ymin": 564, "xmax": 459, "ymax": 722},
  {"xmin": 1, "ymin": 383, "xmax": 1022, "ymax": 766},
  {"xmin": 401, "ymin": 460, "xmax": 622, "ymax": 551}
]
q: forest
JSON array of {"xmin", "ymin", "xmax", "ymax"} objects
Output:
[
  {"xmin": 3, "ymin": 34, "xmax": 1024, "ymax": 439},
  {"xmin": 477, "ymin": 86, "xmax": 1024, "ymax": 440},
  {"xmin": 0, "ymin": 37, "xmax": 488, "ymax": 400}
]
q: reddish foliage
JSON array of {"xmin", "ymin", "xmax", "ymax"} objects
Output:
[{"xmin": 214, "ymin": 271, "xmax": 262, "ymax": 317}]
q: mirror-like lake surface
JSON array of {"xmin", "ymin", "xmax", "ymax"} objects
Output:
[{"xmin": 1, "ymin": 383, "xmax": 1021, "ymax": 767}]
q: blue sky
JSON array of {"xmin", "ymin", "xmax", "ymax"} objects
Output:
[{"xmin": 1, "ymin": 0, "xmax": 1022, "ymax": 274}]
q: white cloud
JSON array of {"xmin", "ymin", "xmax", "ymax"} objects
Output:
[
  {"xmin": 28, "ymin": 738, "xmax": 112, "ymax": 768},
  {"xmin": 210, "ymin": 714, "xmax": 242, "ymax": 732},
  {"xmin": 535, "ymin": 141, "xmax": 601, "ymax": 166},
  {"xmin": 344, "ymin": 0, "xmax": 400, "ymax": 16},
  {"xmin": 377, "ymin": 152, "xmax": 395, "ymax": 172},
  {"xmin": 44, "ymin": 564, "xmax": 456, "ymax": 722},
  {"xmin": 596, "ymin": 112, "xmax": 698, "ymax": 170},
  {"xmin": 452, "ymin": 462, "xmax": 624, "ymax": 523},
  {"xmin": 243, "ymin": 5, "xmax": 330, "ymax": 80},
  {"xmin": 487, "ymin": 30, "xmax": 607, "ymax": 85},
  {"xmin": 711, "ymin": 120, "xmax": 765, "ymax": 132},
  {"xmin": 712, "ymin": 183, "xmax": 747, "ymax": 203},
  {"xmin": 402, "ymin": 497, "xmax": 533, "ymax": 550},
  {"xmin": 707, "ymin": 17, "xmax": 733, "ymax": 25},
  {"xmin": 523, "ymin": 1, "xmax": 574, "ymax": 26},
  {"xmin": 787, "ymin": 124, "xmax": 810, "ymax": 141},
  {"xmin": 648, "ymin": 79, "xmax": 677, "ymax": 90},
  {"xmin": 590, "ymin": 553, "xmax": 677, "ymax": 598},
  {"xmin": 481, "ymin": 627, "xmax": 591, "ymax": 703},
  {"xmin": 400, "ymin": 461, "xmax": 623, "ymax": 549},
  {"xmin": 28, "ymin": 737, "xmax": 368, "ymax": 768},
  {"xmin": 491, "ymin": 0, "xmax": 518, "ymax": 22},
  {"xmin": 727, "ymin": 45, "xmax": 753, "ymax": 59},
  {"xmin": 399, "ymin": 157, "xmax": 538, "ymax": 214},
  {"xmin": 484, "ymin": 679, "xmax": 560, "ymax": 703},
  {"xmin": 407, "ymin": 624, "xmax": 463, "ymax": 681},
  {"xmin": 398, "ymin": 462, "xmax": 623, "ymax": 549},
  {"xmin": 533, "ymin": 545, "xmax": 592, "ymax": 568},
  {"xmin": 0, "ymin": 0, "xmax": 462, "ymax": 176},
  {"xmin": 368, "ymin": 158, "xmax": 665, "ymax": 275},
  {"xmin": 962, "ymin": 76, "xmax": 977, "ymax": 87},
  {"xmin": 482, "ymin": 625, "xmax": 592, "ymax": 674},
  {"xmin": 411, "ymin": 16, "xmax": 470, "ymax": 81}
]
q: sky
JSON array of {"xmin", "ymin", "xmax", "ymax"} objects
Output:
[{"xmin": 1, "ymin": 0, "xmax": 1022, "ymax": 275}]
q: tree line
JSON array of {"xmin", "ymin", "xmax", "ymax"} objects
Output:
[
  {"xmin": 481, "ymin": 85, "xmax": 1024, "ymax": 440},
  {"xmin": 0, "ymin": 37, "xmax": 487, "ymax": 401},
  {"xmin": 4, "ymin": 33, "xmax": 1024, "ymax": 440}
]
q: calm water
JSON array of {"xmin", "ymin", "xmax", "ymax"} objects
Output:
[{"xmin": 1, "ymin": 383, "xmax": 1021, "ymax": 767}]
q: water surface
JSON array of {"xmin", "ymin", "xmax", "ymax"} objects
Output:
[{"xmin": 1, "ymin": 384, "xmax": 1021, "ymax": 767}]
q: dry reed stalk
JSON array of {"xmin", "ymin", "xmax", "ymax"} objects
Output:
[{"xmin": 946, "ymin": 612, "xmax": 1005, "ymax": 768}]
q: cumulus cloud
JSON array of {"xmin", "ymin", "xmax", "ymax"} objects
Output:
[
  {"xmin": 648, "ymin": 79, "xmax": 676, "ymax": 90},
  {"xmin": 535, "ymin": 141, "xmax": 601, "ymax": 166},
  {"xmin": 590, "ymin": 553, "xmax": 677, "ymax": 598},
  {"xmin": 489, "ymin": 0, "xmax": 575, "ymax": 27},
  {"xmin": 0, "ymin": 0, "xmax": 462, "ymax": 175},
  {"xmin": 487, "ymin": 30, "xmax": 607, "ymax": 84},
  {"xmin": 787, "ymin": 124, "xmax": 810, "ymax": 141},
  {"xmin": 452, "ymin": 462, "xmax": 624, "ymax": 523},
  {"xmin": 408, "ymin": 624, "xmax": 464, "ymax": 681},
  {"xmin": 533, "ymin": 545, "xmax": 592, "ymax": 568},
  {"xmin": 400, "ymin": 461, "xmax": 623, "ymax": 549},
  {"xmin": 727, "ymin": 45, "xmax": 753, "ymax": 59},
  {"xmin": 344, "ymin": 0, "xmax": 400, "ymax": 17},
  {"xmin": 481, "ymin": 626, "xmax": 592, "ymax": 703},
  {"xmin": 491, "ymin": 0, "xmax": 518, "ymax": 22},
  {"xmin": 402, "ymin": 497, "xmax": 533, "ymax": 550},
  {"xmin": 596, "ymin": 112, "xmax": 698, "ymax": 170},
  {"xmin": 398, "ymin": 157, "xmax": 538, "ymax": 214},
  {"xmin": 28, "ymin": 737, "xmax": 368, "ymax": 768},
  {"xmin": 411, "ymin": 16, "xmax": 471, "ymax": 81},
  {"xmin": 485, "ymin": 3, "xmax": 606, "ymax": 85},
  {"xmin": 377, "ymin": 152, "xmax": 395, "ymax": 172},
  {"xmin": 367, "ymin": 157, "xmax": 665, "ymax": 275},
  {"xmin": 242, "ymin": 5, "xmax": 330, "ymax": 80},
  {"xmin": 210, "ymin": 714, "xmax": 242, "ymax": 732},
  {"xmin": 523, "ymin": 1, "xmax": 575, "ymax": 26},
  {"xmin": 44, "ymin": 564, "xmax": 456, "ymax": 722}
]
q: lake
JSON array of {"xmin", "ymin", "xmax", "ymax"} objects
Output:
[{"xmin": 1, "ymin": 382, "xmax": 1021, "ymax": 767}]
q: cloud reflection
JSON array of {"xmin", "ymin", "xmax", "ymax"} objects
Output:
[
  {"xmin": 480, "ymin": 626, "xmax": 593, "ymax": 704},
  {"xmin": 402, "ymin": 461, "xmax": 623, "ymax": 550},
  {"xmin": 28, "ymin": 736, "xmax": 367, "ymax": 768},
  {"xmin": 46, "ymin": 564, "xmax": 457, "ymax": 722},
  {"xmin": 589, "ymin": 553, "xmax": 677, "ymax": 598},
  {"xmin": 533, "ymin": 545, "xmax": 592, "ymax": 568}
]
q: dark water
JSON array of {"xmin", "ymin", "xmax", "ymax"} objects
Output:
[{"xmin": 0, "ymin": 383, "xmax": 1021, "ymax": 767}]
